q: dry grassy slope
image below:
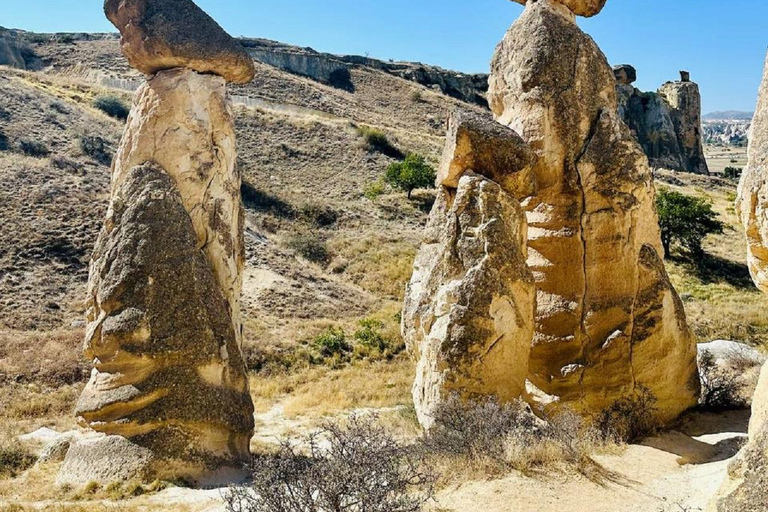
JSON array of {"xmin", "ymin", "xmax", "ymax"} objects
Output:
[{"xmin": 0, "ymin": 36, "xmax": 483, "ymax": 377}]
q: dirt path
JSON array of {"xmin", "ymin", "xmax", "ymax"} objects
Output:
[{"xmin": 433, "ymin": 410, "xmax": 749, "ymax": 512}]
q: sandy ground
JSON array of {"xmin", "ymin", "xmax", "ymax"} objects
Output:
[{"xmin": 433, "ymin": 410, "xmax": 750, "ymax": 512}]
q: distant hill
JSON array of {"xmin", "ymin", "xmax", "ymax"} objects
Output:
[{"xmin": 703, "ymin": 110, "xmax": 754, "ymax": 120}]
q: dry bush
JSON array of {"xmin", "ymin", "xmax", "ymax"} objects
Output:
[
  {"xmin": 423, "ymin": 395, "xmax": 603, "ymax": 479},
  {"xmin": 226, "ymin": 414, "xmax": 436, "ymax": 512},
  {"xmin": 0, "ymin": 430, "xmax": 36, "ymax": 478},
  {"xmin": 594, "ymin": 386, "xmax": 659, "ymax": 443},
  {"xmin": 698, "ymin": 347, "xmax": 765, "ymax": 411}
]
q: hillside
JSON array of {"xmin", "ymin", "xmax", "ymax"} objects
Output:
[{"xmin": 1, "ymin": 30, "xmax": 767, "ymax": 512}]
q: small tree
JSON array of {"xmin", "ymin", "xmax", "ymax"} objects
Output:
[
  {"xmin": 656, "ymin": 188, "xmax": 724, "ymax": 259},
  {"xmin": 384, "ymin": 154, "xmax": 436, "ymax": 199}
]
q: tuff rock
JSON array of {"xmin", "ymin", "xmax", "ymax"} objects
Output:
[
  {"xmin": 403, "ymin": 173, "xmax": 535, "ymax": 430},
  {"xmin": 712, "ymin": 51, "xmax": 768, "ymax": 512},
  {"xmin": 488, "ymin": 0, "xmax": 699, "ymax": 422},
  {"xmin": 104, "ymin": 0, "xmax": 255, "ymax": 83},
  {"xmin": 68, "ymin": 0, "xmax": 254, "ymax": 484},
  {"xmin": 508, "ymin": 0, "xmax": 607, "ymax": 17},
  {"xmin": 616, "ymin": 69, "xmax": 709, "ymax": 174}
]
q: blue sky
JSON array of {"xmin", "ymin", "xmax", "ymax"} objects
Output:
[{"xmin": 1, "ymin": 0, "xmax": 765, "ymax": 113}]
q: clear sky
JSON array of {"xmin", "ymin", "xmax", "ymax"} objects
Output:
[{"xmin": 1, "ymin": 0, "xmax": 765, "ymax": 113}]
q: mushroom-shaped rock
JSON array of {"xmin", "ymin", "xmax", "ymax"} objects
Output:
[
  {"xmin": 613, "ymin": 64, "xmax": 637, "ymax": 85},
  {"xmin": 104, "ymin": 0, "xmax": 255, "ymax": 83},
  {"xmin": 438, "ymin": 109, "xmax": 536, "ymax": 198},
  {"xmin": 509, "ymin": 0, "xmax": 607, "ymax": 17}
]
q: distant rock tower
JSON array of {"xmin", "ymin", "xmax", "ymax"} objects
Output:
[
  {"xmin": 488, "ymin": 0, "xmax": 699, "ymax": 421},
  {"xmin": 615, "ymin": 67, "xmax": 709, "ymax": 175},
  {"xmin": 60, "ymin": 0, "xmax": 256, "ymax": 486}
]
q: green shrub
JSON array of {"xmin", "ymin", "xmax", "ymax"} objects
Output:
[
  {"xmin": 19, "ymin": 139, "xmax": 49, "ymax": 158},
  {"xmin": 312, "ymin": 327, "xmax": 351, "ymax": 358},
  {"xmin": 285, "ymin": 233, "xmax": 330, "ymax": 265},
  {"xmin": 363, "ymin": 179, "xmax": 386, "ymax": 201},
  {"xmin": 656, "ymin": 188, "xmax": 724, "ymax": 259},
  {"xmin": 724, "ymin": 166, "xmax": 742, "ymax": 180},
  {"xmin": 353, "ymin": 319, "xmax": 404, "ymax": 359},
  {"xmin": 92, "ymin": 94, "xmax": 130, "ymax": 121},
  {"xmin": 384, "ymin": 153, "xmax": 436, "ymax": 199},
  {"xmin": 357, "ymin": 127, "xmax": 403, "ymax": 158}
]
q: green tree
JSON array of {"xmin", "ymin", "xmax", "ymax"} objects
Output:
[
  {"xmin": 656, "ymin": 188, "xmax": 724, "ymax": 259},
  {"xmin": 384, "ymin": 153, "xmax": 436, "ymax": 199}
]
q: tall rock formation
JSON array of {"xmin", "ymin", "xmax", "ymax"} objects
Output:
[
  {"xmin": 488, "ymin": 0, "xmax": 699, "ymax": 421},
  {"xmin": 712, "ymin": 52, "xmax": 768, "ymax": 512},
  {"xmin": 60, "ymin": 0, "xmax": 255, "ymax": 486},
  {"xmin": 616, "ymin": 69, "xmax": 709, "ymax": 175},
  {"xmin": 403, "ymin": 110, "xmax": 536, "ymax": 429},
  {"xmin": 659, "ymin": 72, "xmax": 709, "ymax": 175}
]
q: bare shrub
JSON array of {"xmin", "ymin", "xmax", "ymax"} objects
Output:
[
  {"xmin": 225, "ymin": 414, "xmax": 436, "ymax": 512},
  {"xmin": 423, "ymin": 395, "xmax": 602, "ymax": 477},
  {"xmin": 698, "ymin": 350, "xmax": 750, "ymax": 410},
  {"xmin": 19, "ymin": 139, "xmax": 49, "ymax": 158},
  {"xmin": 595, "ymin": 386, "xmax": 659, "ymax": 443},
  {"xmin": 79, "ymin": 135, "xmax": 112, "ymax": 166},
  {"xmin": 284, "ymin": 233, "xmax": 330, "ymax": 265}
]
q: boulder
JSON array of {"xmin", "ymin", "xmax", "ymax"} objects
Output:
[
  {"xmin": 508, "ymin": 0, "xmax": 607, "ymax": 17},
  {"xmin": 104, "ymin": 0, "xmax": 255, "ymax": 83},
  {"xmin": 488, "ymin": 0, "xmax": 699, "ymax": 422},
  {"xmin": 403, "ymin": 174, "xmax": 535, "ymax": 429},
  {"xmin": 613, "ymin": 64, "xmax": 636, "ymax": 85},
  {"xmin": 437, "ymin": 109, "xmax": 536, "ymax": 197}
]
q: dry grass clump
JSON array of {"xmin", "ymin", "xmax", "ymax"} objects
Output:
[
  {"xmin": 226, "ymin": 414, "xmax": 436, "ymax": 512},
  {"xmin": 0, "ymin": 431, "xmax": 36, "ymax": 478},
  {"xmin": 0, "ymin": 383, "xmax": 81, "ymax": 420},
  {"xmin": 248, "ymin": 358, "xmax": 413, "ymax": 417},
  {"xmin": 594, "ymin": 386, "xmax": 660, "ymax": 443},
  {"xmin": 422, "ymin": 395, "xmax": 607, "ymax": 482},
  {"xmin": 328, "ymin": 233, "xmax": 417, "ymax": 299},
  {"xmin": 0, "ymin": 329, "xmax": 87, "ymax": 386}
]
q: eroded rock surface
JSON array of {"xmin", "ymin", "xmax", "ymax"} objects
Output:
[
  {"xmin": 737, "ymin": 54, "xmax": 768, "ymax": 293},
  {"xmin": 617, "ymin": 70, "xmax": 709, "ymax": 174},
  {"xmin": 404, "ymin": 174, "xmax": 535, "ymax": 429},
  {"xmin": 713, "ymin": 52, "xmax": 768, "ymax": 512},
  {"xmin": 489, "ymin": 0, "xmax": 699, "ymax": 422},
  {"xmin": 70, "ymin": 161, "xmax": 253, "ymax": 484},
  {"xmin": 104, "ymin": 0, "xmax": 255, "ymax": 83},
  {"xmin": 659, "ymin": 74, "xmax": 709, "ymax": 175}
]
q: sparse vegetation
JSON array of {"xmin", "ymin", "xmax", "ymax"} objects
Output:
[
  {"xmin": 595, "ymin": 386, "xmax": 659, "ymax": 443},
  {"xmin": 423, "ymin": 395, "xmax": 605, "ymax": 479},
  {"xmin": 363, "ymin": 178, "xmax": 386, "ymax": 201},
  {"xmin": 226, "ymin": 414, "xmax": 436, "ymax": 512},
  {"xmin": 312, "ymin": 326, "xmax": 352, "ymax": 359},
  {"xmin": 0, "ymin": 432, "xmax": 36, "ymax": 477},
  {"xmin": 0, "ymin": 130, "xmax": 8, "ymax": 152},
  {"xmin": 657, "ymin": 188, "xmax": 725, "ymax": 259},
  {"xmin": 92, "ymin": 94, "xmax": 129, "ymax": 121},
  {"xmin": 357, "ymin": 126, "xmax": 403, "ymax": 158},
  {"xmin": 79, "ymin": 135, "xmax": 112, "ymax": 166},
  {"xmin": 19, "ymin": 139, "xmax": 49, "ymax": 158},
  {"xmin": 698, "ymin": 350, "xmax": 746, "ymax": 410},
  {"xmin": 284, "ymin": 233, "xmax": 331, "ymax": 265},
  {"xmin": 384, "ymin": 153, "xmax": 436, "ymax": 199}
]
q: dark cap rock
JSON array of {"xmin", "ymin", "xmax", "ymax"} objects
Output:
[
  {"xmin": 613, "ymin": 64, "xmax": 637, "ymax": 85},
  {"xmin": 104, "ymin": 0, "xmax": 256, "ymax": 83}
]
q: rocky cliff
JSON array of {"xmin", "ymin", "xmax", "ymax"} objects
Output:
[
  {"xmin": 616, "ymin": 68, "xmax": 709, "ymax": 174},
  {"xmin": 240, "ymin": 38, "xmax": 489, "ymax": 106}
]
